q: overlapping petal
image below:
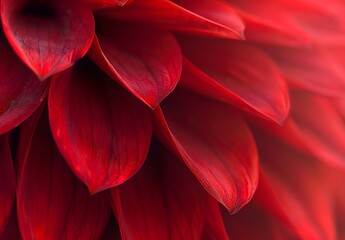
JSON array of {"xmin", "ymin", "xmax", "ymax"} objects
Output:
[
  {"xmin": 100, "ymin": 216, "xmax": 121, "ymax": 240},
  {"xmin": 154, "ymin": 88, "xmax": 259, "ymax": 213},
  {"xmin": 262, "ymin": 45, "xmax": 345, "ymax": 96},
  {"xmin": 230, "ymin": 0, "xmax": 345, "ymax": 45},
  {"xmin": 179, "ymin": 37, "xmax": 289, "ymax": 124},
  {"xmin": 172, "ymin": 0, "xmax": 244, "ymax": 39},
  {"xmin": 90, "ymin": 24, "xmax": 182, "ymax": 108},
  {"xmin": 329, "ymin": 166, "xmax": 345, "ymax": 239},
  {"xmin": 80, "ymin": 0, "xmax": 133, "ymax": 10},
  {"xmin": 224, "ymin": 131, "xmax": 336, "ymax": 239},
  {"xmin": 1, "ymin": 209, "xmax": 21, "ymax": 240},
  {"xmin": 223, "ymin": 192, "xmax": 295, "ymax": 240},
  {"xmin": 99, "ymin": 0, "xmax": 244, "ymax": 39},
  {"xmin": 1, "ymin": 0, "xmax": 95, "ymax": 79},
  {"xmin": 0, "ymin": 32, "xmax": 48, "ymax": 134},
  {"xmin": 17, "ymin": 111, "xmax": 111, "ymax": 240},
  {"xmin": 0, "ymin": 135, "xmax": 15, "ymax": 237},
  {"xmin": 201, "ymin": 197, "xmax": 229, "ymax": 240},
  {"xmin": 0, "ymin": 0, "xmax": 340, "ymax": 239},
  {"xmin": 258, "ymin": 90, "xmax": 345, "ymax": 167},
  {"xmin": 49, "ymin": 60, "xmax": 152, "ymax": 193},
  {"xmin": 80, "ymin": 0, "xmax": 116, "ymax": 8},
  {"xmin": 112, "ymin": 142, "xmax": 214, "ymax": 240}
]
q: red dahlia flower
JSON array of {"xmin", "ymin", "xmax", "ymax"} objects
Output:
[{"xmin": 0, "ymin": 0, "xmax": 344, "ymax": 239}]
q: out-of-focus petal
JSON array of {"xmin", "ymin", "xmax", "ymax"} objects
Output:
[
  {"xmin": 0, "ymin": 135, "xmax": 16, "ymax": 237},
  {"xmin": 17, "ymin": 111, "xmax": 111, "ymax": 240},
  {"xmin": 263, "ymin": 45, "xmax": 345, "ymax": 96},
  {"xmin": 1, "ymin": 0, "xmax": 95, "ymax": 79},
  {"xmin": 100, "ymin": 216, "xmax": 121, "ymax": 240},
  {"xmin": 98, "ymin": 0, "xmax": 244, "ymax": 39},
  {"xmin": 1, "ymin": 208, "xmax": 22, "ymax": 240},
  {"xmin": 90, "ymin": 24, "xmax": 182, "ymax": 108},
  {"xmin": 179, "ymin": 37, "xmax": 289, "ymax": 124},
  {"xmin": 223, "ymin": 193, "xmax": 295, "ymax": 240},
  {"xmin": 112, "ymin": 141, "xmax": 217, "ymax": 240},
  {"xmin": 230, "ymin": 0, "xmax": 345, "ymax": 45},
  {"xmin": 258, "ymin": 131, "xmax": 335, "ymax": 239},
  {"xmin": 329, "ymin": 166, "xmax": 345, "ymax": 238},
  {"xmin": 0, "ymin": 33, "xmax": 48, "ymax": 134},
  {"xmin": 154, "ymin": 88, "xmax": 259, "ymax": 213},
  {"xmin": 224, "ymin": 131, "xmax": 336, "ymax": 239},
  {"xmin": 80, "ymin": 0, "xmax": 116, "ymax": 9},
  {"xmin": 336, "ymin": 97, "xmax": 345, "ymax": 119},
  {"xmin": 115, "ymin": 0, "xmax": 132, "ymax": 6},
  {"xmin": 80, "ymin": 0, "xmax": 133, "ymax": 10},
  {"xmin": 258, "ymin": 90, "xmax": 345, "ymax": 167},
  {"xmin": 16, "ymin": 105, "xmax": 45, "ymax": 180},
  {"xmin": 48, "ymin": 60, "xmax": 152, "ymax": 193},
  {"xmin": 201, "ymin": 198, "xmax": 229, "ymax": 240}
]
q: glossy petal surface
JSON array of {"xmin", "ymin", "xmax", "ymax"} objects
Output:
[
  {"xmin": 154, "ymin": 89, "xmax": 259, "ymax": 213},
  {"xmin": 112, "ymin": 142, "xmax": 212, "ymax": 240},
  {"xmin": 1, "ymin": 0, "xmax": 95, "ymax": 79},
  {"xmin": 100, "ymin": 0, "xmax": 244, "ymax": 39},
  {"xmin": 0, "ymin": 33, "xmax": 48, "ymax": 134},
  {"xmin": 90, "ymin": 25, "xmax": 182, "ymax": 108},
  {"xmin": 172, "ymin": 0, "xmax": 243, "ymax": 37},
  {"xmin": 49, "ymin": 61, "xmax": 152, "ymax": 193},
  {"xmin": 0, "ymin": 135, "xmax": 16, "ymax": 237},
  {"xmin": 17, "ymin": 112, "xmax": 111, "ymax": 240},
  {"xmin": 179, "ymin": 38, "xmax": 289, "ymax": 124}
]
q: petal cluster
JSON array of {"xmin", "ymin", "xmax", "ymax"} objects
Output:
[{"xmin": 0, "ymin": 0, "xmax": 344, "ymax": 239}]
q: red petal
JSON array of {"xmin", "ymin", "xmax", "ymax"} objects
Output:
[
  {"xmin": 337, "ymin": 98, "xmax": 345, "ymax": 119},
  {"xmin": 201, "ymin": 198, "xmax": 229, "ymax": 240},
  {"xmin": 330, "ymin": 166, "xmax": 345, "ymax": 238},
  {"xmin": 100, "ymin": 216, "xmax": 121, "ymax": 240},
  {"xmin": 98, "ymin": 0, "xmax": 244, "ymax": 39},
  {"xmin": 172, "ymin": 0, "xmax": 244, "ymax": 38},
  {"xmin": 48, "ymin": 61, "xmax": 152, "ymax": 193},
  {"xmin": 0, "ymin": 135, "xmax": 16, "ymax": 236},
  {"xmin": 17, "ymin": 111, "xmax": 111, "ymax": 240},
  {"xmin": 263, "ymin": 45, "xmax": 345, "ymax": 97},
  {"xmin": 154, "ymin": 88, "xmax": 259, "ymax": 212},
  {"xmin": 1, "ymin": 208, "xmax": 21, "ymax": 240},
  {"xmin": 16, "ymin": 105, "xmax": 46, "ymax": 180},
  {"xmin": 89, "ymin": 25, "xmax": 182, "ymax": 108},
  {"xmin": 224, "ymin": 134, "xmax": 337, "ymax": 239},
  {"xmin": 115, "ymin": 0, "xmax": 132, "ymax": 6},
  {"xmin": 264, "ymin": 46, "xmax": 345, "ymax": 96},
  {"xmin": 231, "ymin": 0, "xmax": 345, "ymax": 45},
  {"xmin": 179, "ymin": 38, "xmax": 289, "ymax": 124},
  {"xmin": 112, "ymin": 142, "xmax": 211, "ymax": 240},
  {"xmin": 255, "ymin": 132, "xmax": 335, "ymax": 239},
  {"xmin": 80, "ymin": 0, "xmax": 133, "ymax": 10},
  {"xmin": 1, "ymin": 0, "xmax": 95, "ymax": 79},
  {"xmin": 0, "ymin": 32, "xmax": 48, "ymax": 134},
  {"xmin": 223, "ymin": 193, "xmax": 296, "ymax": 240},
  {"xmin": 259, "ymin": 90, "xmax": 345, "ymax": 167}
]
